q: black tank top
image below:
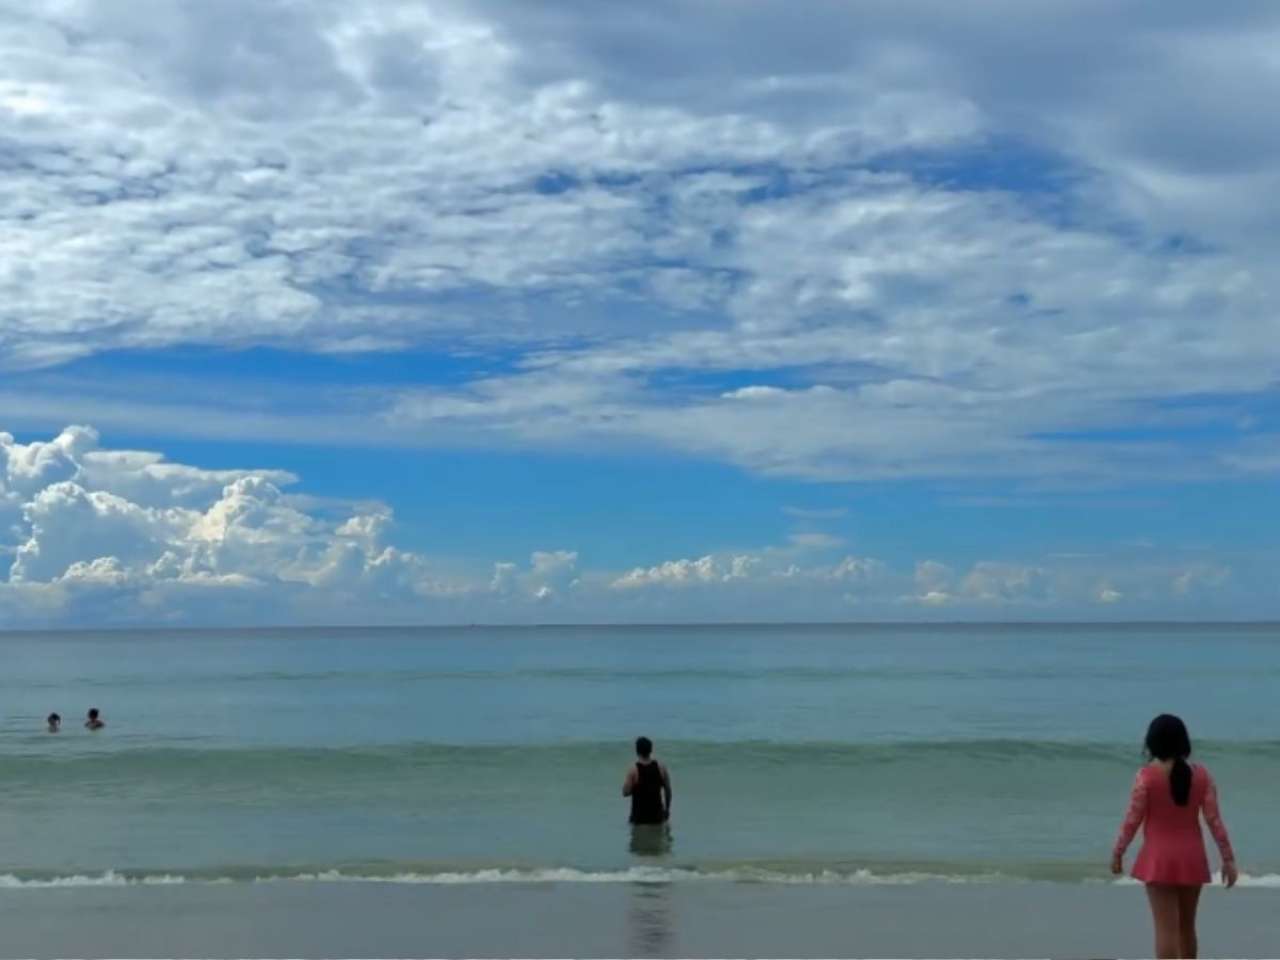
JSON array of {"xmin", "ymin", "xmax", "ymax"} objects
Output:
[{"xmin": 629, "ymin": 761, "xmax": 667, "ymax": 824}]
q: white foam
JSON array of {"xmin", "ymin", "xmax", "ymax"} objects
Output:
[
  {"xmin": 0, "ymin": 866, "xmax": 1010, "ymax": 888},
  {"xmin": 278, "ymin": 866, "xmax": 1005, "ymax": 885},
  {"xmin": 0, "ymin": 870, "xmax": 188, "ymax": 889},
  {"xmin": 3, "ymin": 867, "xmax": 1276, "ymax": 890},
  {"xmin": 1230, "ymin": 872, "xmax": 1280, "ymax": 888},
  {"xmin": 1105, "ymin": 872, "xmax": 1280, "ymax": 889}
]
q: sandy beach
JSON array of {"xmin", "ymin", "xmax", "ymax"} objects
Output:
[{"xmin": 0, "ymin": 880, "xmax": 1274, "ymax": 958}]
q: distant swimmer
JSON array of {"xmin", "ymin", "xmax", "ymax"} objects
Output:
[
  {"xmin": 84, "ymin": 708, "xmax": 105, "ymax": 730},
  {"xmin": 46, "ymin": 713, "xmax": 61, "ymax": 733},
  {"xmin": 623, "ymin": 736, "xmax": 671, "ymax": 825}
]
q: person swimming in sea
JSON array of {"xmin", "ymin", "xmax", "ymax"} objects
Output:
[
  {"xmin": 622, "ymin": 736, "xmax": 672, "ymax": 826},
  {"xmin": 1112, "ymin": 713, "xmax": 1237, "ymax": 959},
  {"xmin": 46, "ymin": 712, "xmax": 60, "ymax": 733},
  {"xmin": 84, "ymin": 708, "xmax": 105, "ymax": 730}
]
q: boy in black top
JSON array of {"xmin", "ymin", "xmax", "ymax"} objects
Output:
[{"xmin": 622, "ymin": 736, "xmax": 672, "ymax": 824}]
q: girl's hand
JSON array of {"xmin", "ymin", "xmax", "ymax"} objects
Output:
[
  {"xmin": 1110, "ymin": 853, "xmax": 1124, "ymax": 876},
  {"xmin": 1222, "ymin": 862, "xmax": 1238, "ymax": 889}
]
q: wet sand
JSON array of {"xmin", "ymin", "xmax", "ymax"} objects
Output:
[{"xmin": 0, "ymin": 881, "xmax": 1276, "ymax": 957}]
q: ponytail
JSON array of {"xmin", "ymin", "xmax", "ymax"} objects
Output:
[
  {"xmin": 1170, "ymin": 756, "xmax": 1192, "ymax": 806},
  {"xmin": 1145, "ymin": 715, "xmax": 1194, "ymax": 806}
]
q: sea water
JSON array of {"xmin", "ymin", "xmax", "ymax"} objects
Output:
[{"xmin": 1, "ymin": 623, "xmax": 1277, "ymax": 888}]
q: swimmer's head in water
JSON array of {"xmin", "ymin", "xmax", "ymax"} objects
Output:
[
  {"xmin": 635, "ymin": 736, "xmax": 653, "ymax": 759},
  {"xmin": 47, "ymin": 712, "xmax": 60, "ymax": 730},
  {"xmin": 87, "ymin": 708, "xmax": 99, "ymax": 720}
]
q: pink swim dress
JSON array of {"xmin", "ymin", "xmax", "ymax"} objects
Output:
[{"xmin": 1113, "ymin": 762, "xmax": 1235, "ymax": 886}]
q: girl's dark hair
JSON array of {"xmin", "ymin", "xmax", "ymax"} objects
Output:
[{"xmin": 1145, "ymin": 714, "xmax": 1193, "ymax": 806}]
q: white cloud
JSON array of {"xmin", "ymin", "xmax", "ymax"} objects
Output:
[
  {"xmin": 907, "ymin": 559, "xmax": 1054, "ymax": 608},
  {"xmin": 1, "ymin": 426, "xmax": 95, "ymax": 497},
  {"xmin": 488, "ymin": 550, "xmax": 579, "ymax": 604},
  {"xmin": 0, "ymin": 427, "xmax": 1268, "ymax": 624},
  {"xmin": 959, "ymin": 562, "xmax": 1050, "ymax": 604},
  {"xmin": 610, "ymin": 550, "xmax": 883, "ymax": 595},
  {"xmin": 612, "ymin": 555, "xmax": 726, "ymax": 590},
  {"xmin": 11, "ymin": 480, "xmax": 184, "ymax": 583},
  {"xmin": 827, "ymin": 556, "xmax": 886, "ymax": 584},
  {"xmin": 1096, "ymin": 585, "xmax": 1123, "ymax": 605},
  {"xmin": 527, "ymin": 549, "xmax": 579, "ymax": 599},
  {"xmin": 488, "ymin": 561, "xmax": 518, "ymax": 596},
  {"xmin": 0, "ymin": 426, "xmax": 444, "ymax": 622},
  {"xmin": 1172, "ymin": 564, "xmax": 1231, "ymax": 597},
  {"xmin": 0, "ymin": 2, "xmax": 1278, "ymax": 485},
  {"xmin": 914, "ymin": 560, "xmax": 953, "ymax": 599},
  {"xmin": 60, "ymin": 555, "xmax": 132, "ymax": 587}
]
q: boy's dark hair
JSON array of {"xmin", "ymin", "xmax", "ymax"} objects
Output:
[
  {"xmin": 635, "ymin": 736, "xmax": 653, "ymax": 758},
  {"xmin": 47, "ymin": 712, "xmax": 60, "ymax": 723},
  {"xmin": 88, "ymin": 708, "xmax": 99, "ymax": 719}
]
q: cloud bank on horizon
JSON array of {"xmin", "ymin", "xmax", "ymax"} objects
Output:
[
  {"xmin": 0, "ymin": 426, "xmax": 1250, "ymax": 624},
  {"xmin": 1, "ymin": 1, "xmax": 1277, "ymax": 623}
]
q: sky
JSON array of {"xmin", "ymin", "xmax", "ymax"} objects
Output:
[{"xmin": 1, "ymin": 0, "xmax": 1278, "ymax": 626}]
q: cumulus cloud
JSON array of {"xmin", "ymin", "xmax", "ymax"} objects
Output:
[
  {"xmin": 527, "ymin": 550, "xmax": 579, "ymax": 601},
  {"xmin": 959, "ymin": 562, "xmax": 1050, "ymax": 604},
  {"xmin": 913, "ymin": 560, "xmax": 954, "ymax": 605},
  {"xmin": 611, "ymin": 550, "xmax": 883, "ymax": 595},
  {"xmin": 0, "ymin": 427, "xmax": 1263, "ymax": 625},
  {"xmin": 909, "ymin": 559, "xmax": 1059, "ymax": 608},
  {"xmin": 0, "ymin": 427, "xmax": 446, "ymax": 623},
  {"xmin": 487, "ymin": 551, "xmax": 579, "ymax": 603},
  {"xmin": 612, "ymin": 555, "xmax": 740, "ymax": 590}
]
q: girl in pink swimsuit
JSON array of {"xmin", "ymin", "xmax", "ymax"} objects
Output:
[{"xmin": 1112, "ymin": 714, "xmax": 1238, "ymax": 959}]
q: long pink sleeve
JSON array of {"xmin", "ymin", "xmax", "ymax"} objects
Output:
[
  {"xmin": 1113, "ymin": 770, "xmax": 1148, "ymax": 857},
  {"xmin": 1201, "ymin": 772, "xmax": 1235, "ymax": 864}
]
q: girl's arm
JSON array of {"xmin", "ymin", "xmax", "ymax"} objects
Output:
[
  {"xmin": 1202, "ymin": 771, "xmax": 1236, "ymax": 865},
  {"xmin": 1113, "ymin": 770, "xmax": 1148, "ymax": 860}
]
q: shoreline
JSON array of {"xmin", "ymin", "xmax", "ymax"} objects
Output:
[
  {"xmin": 0, "ymin": 880, "xmax": 1274, "ymax": 958},
  {"xmin": 1, "ymin": 865, "xmax": 1276, "ymax": 888}
]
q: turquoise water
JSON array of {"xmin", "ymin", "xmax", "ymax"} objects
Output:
[{"xmin": 1, "ymin": 623, "xmax": 1277, "ymax": 886}]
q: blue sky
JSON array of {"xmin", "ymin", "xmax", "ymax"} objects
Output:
[{"xmin": 1, "ymin": 0, "xmax": 1278, "ymax": 624}]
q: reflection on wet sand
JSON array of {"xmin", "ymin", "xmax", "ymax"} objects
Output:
[
  {"xmin": 627, "ymin": 823, "xmax": 675, "ymax": 955},
  {"xmin": 626, "ymin": 881, "xmax": 674, "ymax": 957}
]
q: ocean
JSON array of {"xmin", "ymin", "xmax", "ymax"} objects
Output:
[{"xmin": 2, "ymin": 622, "xmax": 1276, "ymax": 894}]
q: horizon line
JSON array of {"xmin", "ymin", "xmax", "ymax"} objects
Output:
[{"xmin": 2, "ymin": 619, "xmax": 1277, "ymax": 636}]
